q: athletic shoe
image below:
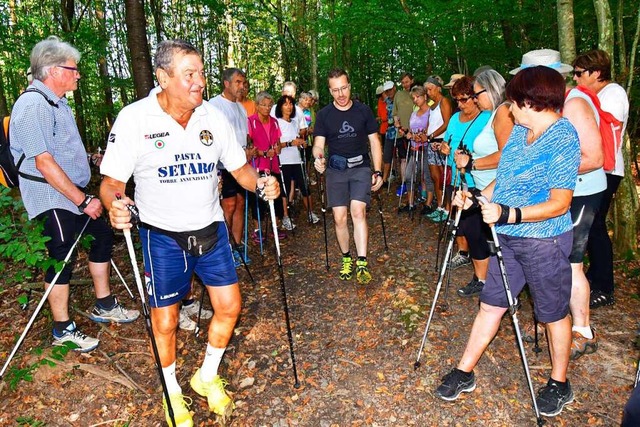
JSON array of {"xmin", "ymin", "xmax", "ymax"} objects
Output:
[
  {"xmin": 89, "ymin": 299, "xmax": 140, "ymax": 323},
  {"xmin": 339, "ymin": 255, "xmax": 353, "ymax": 280},
  {"xmin": 428, "ymin": 209, "xmax": 449, "ymax": 222},
  {"xmin": 182, "ymin": 300, "xmax": 213, "ymax": 320},
  {"xmin": 310, "ymin": 212, "xmax": 320, "ymax": 224},
  {"xmin": 396, "ymin": 184, "xmax": 407, "ymax": 196},
  {"xmin": 282, "ymin": 217, "xmax": 296, "ymax": 231},
  {"xmin": 589, "ymin": 290, "xmax": 614, "ymax": 309},
  {"xmin": 239, "ymin": 250, "xmax": 251, "ymax": 266},
  {"xmin": 52, "ymin": 322, "xmax": 99, "ymax": 352},
  {"xmin": 356, "ymin": 259, "xmax": 372, "ymax": 284},
  {"xmin": 399, "ymin": 204, "xmax": 416, "ymax": 213},
  {"xmin": 457, "ymin": 277, "xmax": 484, "ymax": 297},
  {"xmin": 536, "ymin": 378, "xmax": 574, "ymax": 417},
  {"xmin": 570, "ymin": 328, "xmax": 598, "ymax": 360},
  {"xmin": 251, "ymin": 230, "xmax": 265, "ymax": 245},
  {"xmin": 268, "ymin": 229, "xmax": 288, "ymax": 240},
  {"xmin": 435, "ymin": 368, "xmax": 476, "ymax": 401},
  {"xmin": 232, "ymin": 249, "xmax": 242, "ymax": 269},
  {"xmin": 190, "ymin": 369, "xmax": 234, "ymax": 420},
  {"xmin": 449, "ymin": 251, "xmax": 471, "ymax": 269},
  {"xmin": 420, "ymin": 205, "xmax": 435, "ymax": 216},
  {"xmin": 178, "ymin": 309, "xmax": 197, "ymax": 331},
  {"xmin": 162, "ymin": 392, "xmax": 193, "ymax": 427}
]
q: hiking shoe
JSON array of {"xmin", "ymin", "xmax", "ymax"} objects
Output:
[
  {"xmin": 182, "ymin": 300, "xmax": 213, "ymax": 320},
  {"xmin": 339, "ymin": 256, "xmax": 353, "ymax": 280},
  {"xmin": 399, "ymin": 204, "xmax": 416, "ymax": 213},
  {"xmin": 457, "ymin": 277, "xmax": 484, "ymax": 297},
  {"xmin": 251, "ymin": 230, "xmax": 265, "ymax": 245},
  {"xmin": 522, "ymin": 321, "xmax": 546, "ymax": 343},
  {"xmin": 435, "ymin": 368, "xmax": 476, "ymax": 401},
  {"xmin": 570, "ymin": 328, "xmax": 598, "ymax": 360},
  {"xmin": 396, "ymin": 183, "xmax": 407, "ymax": 196},
  {"xmin": 356, "ymin": 260, "xmax": 372, "ymax": 284},
  {"xmin": 52, "ymin": 322, "xmax": 99, "ymax": 352},
  {"xmin": 190, "ymin": 369, "xmax": 234, "ymax": 420},
  {"xmin": 450, "ymin": 252, "xmax": 471, "ymax": 269},
  {"xmin": 310, "ymin": 212, "xmax": 320, "ymax": 224},
  {"xmin": 232, "ymin": 249, "xmax": 242, "ymax": 269},
  {"xmin": 178, "ymin": 309, "xmax": 197, "ymax": 331},
  {"xmin": 162, "ymin": 392, "xmax": 193, "ymax": 427},
  {"xmin": 89, "ymin": 299, "xmax": 140, "ymax": 323},
  {"xmin": 421, "ymin": 205, "xmax": 435, "ymax": 216},
  {"xmin": 282, "ymin": 217, "xmax": 296, "ymax": 231},
  {"xmin": 589, "ymin": 290, "xmax": 614, "ymax": 309},
  {"xmin": 536, "ymin": 378, "xmax": 574, "ymax": 417}
]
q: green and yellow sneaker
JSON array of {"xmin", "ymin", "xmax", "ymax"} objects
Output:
[
  {"xmin": 356, "ymin": 259, "xmax": 372, "ymax": 284},
  {"xmin": 190, "ymin": 369, "xmax": 234, "ymax": 421},
  {"xmin": 162, "ymin": 392, "xmax": 193, "ymax": 427},
  {"xmin": 339, "ymin": 255, "xmax": 353, "ymax": 280}
]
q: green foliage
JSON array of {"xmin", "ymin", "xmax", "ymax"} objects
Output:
[
  {"xmin": 15, "ymin": 416, "xmax": 46, "ymax": 427},
  {"xmin": 0, "ymin": 188, "xmax": 59, "ymax": 285},
  {"xmin": 5, "ymin": 341, "xmax": 77, "ymax": 391}
]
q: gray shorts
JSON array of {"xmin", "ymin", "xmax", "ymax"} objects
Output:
[
  {"xmin": 480, "ymin": 230, "xmax": 573, "ymax": 323},
  {"xmin": 569, "ymin": 192, "xmax": 603, "ymax": 263},
  {"xmin": 325, "ymin": 167, "xmax": 372, "ymax": 208}
]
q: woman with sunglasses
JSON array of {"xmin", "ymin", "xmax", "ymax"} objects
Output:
[
  {"xmin": 437, "ymin": 76, "xmax": 490, "ymax": 284},
  {"xmin": 453, "ymin": 69, "xmax": 514, "ymax": 297}
]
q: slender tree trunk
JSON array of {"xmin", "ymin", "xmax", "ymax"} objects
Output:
[
  {"xmin": 612, "ymin": 133, "xmax": 639, "ymax": 257},
  {"xmin": 310, "ymin": 0, "xmax": 318, "ymax": 92},
  {"xmin": 124, "ymin": 0, "xmax": 155, "ymax": 100},
  {"xmin": 148, "ymin": 0, "xmax": 165, "ymax": 43},
  {"xmin": 557, "ymin": 0, "xmax": 576, "ymax": 63},
  {"xmin": 276, "ymin": 0, "xmax": 290, "ymax": 80},
  {"xmin": 0, "ymin": 68, "xmax": 9, "ymax": 117},
  {"xmin": 96, "ymin": 0, "xmax": 114, "ymax": 139},
  {"xmin": 617, "ymin": 0, "xmax": 627, "ymax": 76},
  {"xmin": 593, "ymin": 0, "xmax": 615, "ymax": 77}
]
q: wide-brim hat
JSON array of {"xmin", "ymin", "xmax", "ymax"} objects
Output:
[
  {"xmin": 375, "ymin": 85, "xmax": 384, "ymax": 95},
  {"xmin": 444, "ymin": 74, "xmax": 464, "ymax": 89},
  {"xmin": 382, "ymin": 80, "xmax": 395, "ymax": 91},
  {"xmin": 509, "ymin": 49, "xmax": 573, "ymax": 75}
]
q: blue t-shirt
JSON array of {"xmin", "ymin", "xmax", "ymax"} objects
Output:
[
  {"xmin": 444, "ymin": 110, "xmax": 491, "ymax": 188},
  {"xmin": 493, "ymin": 118, "xmax": 580, "ymax": 238}
]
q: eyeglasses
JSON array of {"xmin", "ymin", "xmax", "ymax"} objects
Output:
[
  {"xmin": 572, "ymin": 69, "xmax": 590, "ymax": 77},
  {"xmin": 57, "ymin": 65, "xmax": 78, "ymax": 72},
  {"xmin": 454, "ymin": 97, "xmax": 473, "ymax": 104},
  {"xmin": 329, "ymin": 84, "xmax": 351, "ymax": 95},
  {"xmin": 472, "ymin": 89, "xmax": 486, "ymax": 98}
]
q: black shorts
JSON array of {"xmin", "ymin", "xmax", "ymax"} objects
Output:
[
  {"xmin": 220, "ymin": 169, "xmax": 244, "ymax": 199},
  {"xmin": 38, "ymin": 209, "xmax": 113, "ymax": 284},
  {"xmin": 396, "ymin": 137, "xmax": 408, "ymax": 160},
  {"xmin": 458, "ymin": 207, "xmax": 492, "ymax": 260},
  {"xmin": 325, "ymin": 167, "xmax": 372, "ymax": 208},
  {"xmin": 281, "ymin": 164, "xmax": 310, "ymax": 197},
  {"xmin": 569, "ymin": 192, "xmax": 603, "ymax": 263}
]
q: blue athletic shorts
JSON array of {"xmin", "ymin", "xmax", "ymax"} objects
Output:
[
  {"xmin": 140, "ymin": 222, "xmax": 238, "ymax": 308},
  {"xmin": 480, "ymin": 230, "xmax": 573, "ymax": 324}
]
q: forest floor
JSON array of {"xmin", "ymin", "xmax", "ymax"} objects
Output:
[{"xmin": 0, "ymin": 188, "xmax": 638, "ymax": 427}]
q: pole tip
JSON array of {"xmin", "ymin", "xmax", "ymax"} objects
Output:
[
  {"xmin": 294, "ymin": 381, "xmax": 301, "ymax": 389},
  {"xmin": 413, "ymin": 361, "xmax": 421, "ymax": 370}
]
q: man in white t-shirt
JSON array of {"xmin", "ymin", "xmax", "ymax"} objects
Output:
[
  {"xmin": 209, "ymin": 68, "xmax": 253, "ymax": 268},
  {"xmin": 100, "ymin": 40, "xmax": 279, "ymax": 427},
  {"xmin": 572, "ymin": 50, "xmax": 630, "ymax": 309}
]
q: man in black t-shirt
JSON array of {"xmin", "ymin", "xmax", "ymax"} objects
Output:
[{"xmin": 313, "ymin": 68, "xmax": 383, "ymax": 284}]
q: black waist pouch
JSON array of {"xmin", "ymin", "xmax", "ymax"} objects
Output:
[
  {"xmin": 141, "ymin": 221, "xmax": 220, "ymax": 256},
  {"xmin": 329, "ymin": 154, "xmax": 348, "ymax": 171}
]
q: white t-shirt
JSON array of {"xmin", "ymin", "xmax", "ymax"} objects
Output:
[
  {"xmin": 277, "ymin": 118, "xmax": 303, "ymax": 165},
  {"xmin": 598, "ymin": 82, "xmax": 629, "ymax": 177},
  {"xmin": 101, "ymin": 93, "xmax": 246, "ymax": 231}
]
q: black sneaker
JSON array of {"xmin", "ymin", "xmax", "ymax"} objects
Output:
[
  {"xmin": 457, "ymin": 277, "xmax": 484, "ymax": 297},
  {"xmin": 589, "ymin": 290, "xmax": 614, "ymax": 309},
  {"xmin": 399, "ymin": 204, "xmax": 416, "ymax": 213},
  {"xmin": 536, "ymin": 378, "xmax": 574, "ymax": 417},
  {"xmin": 420, "ymin": 205, "xmax": 434, "ymax": 216},
  {"xmin": 435, "ymin": 368, "xmax": 476, "ymax": 401}
]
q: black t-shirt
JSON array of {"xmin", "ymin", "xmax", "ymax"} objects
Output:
[{"xmin": 314, "ymin": 101, "xmax": 378, "ymax": 167}]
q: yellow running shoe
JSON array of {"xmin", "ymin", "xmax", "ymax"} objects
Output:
[
  {"xmin": 190, "ymin": 368, "xmax": 234, "ymax": 421},
  {"xmin": 162, "ymin": 392, "xmax": 193, "ymax": 427},
  {"xmin": 339, "ymin": 255, "xmax": 353, "ymax": 280},
  {"xmin": 356, "ymin": 259, "xmax": 372, "ymax": 284}
]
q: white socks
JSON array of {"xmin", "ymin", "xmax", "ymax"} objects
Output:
[
  {"xmin": 572, "ymin": 325, "xmax": 593, "ymax": 339},
  {"xmin": 162, "ymin": 362, "xmax": 181, "ymax": 395},
  {"xmin": 200, "ymin": 344, "xmax": 226, "ymax": 383}
]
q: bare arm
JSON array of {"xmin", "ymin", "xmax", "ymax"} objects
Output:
[
  {"xmin": 99, "ymin": 175, "xmax": 130, "ymax": 229},
  {"xmin": 312, "ymin": 135, "xmax": 326, "ymax": 159},
  {"xmin": 563, "ymin": 97, "xmax": 603, "ymax": 173},
  {"xmin": 35, "ymin": 152, "xmax": 102, "ymax": 219},
  {"xmin": 473, "ymin": 104, "xmax": 514, "ymax": 170},
  {"xmin": 230, "ymin": 163, "xmax": 280, "ymax": 200},
  {"xmin": 429, "ymin": 97, "xmax": 453, "ymax": 138},
  {"xmin": 482, "ymin": 188, "xmax": 574, "ymax": 225}
]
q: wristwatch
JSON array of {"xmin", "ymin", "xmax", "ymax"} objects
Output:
[
  {"xmin": 78, "ymin": 194, "xmax": 95, "ymax": 213},
  {"xmin": 373, "ymin": 170, "xmax": 383, "ymax": 178}
]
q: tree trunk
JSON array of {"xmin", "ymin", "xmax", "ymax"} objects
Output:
[
  {"xmin": 612, "ymin": 133, "xmax": 639, "ymax": 257},
  {"xmin": 593, "ymin": 0, "xmax": 615, "ymax": 77},
  {"xmin": 557, "ymin": 0, "xmax": 576, "ymax": 63},
  {"xmin": 310, "ymin": 0, "xmax": 318, "ymax": 92},
  {"xmin": 96, "ymin": 0, "xmax": 114, "ymax": 140},
  {"xmin": 148, "ymin": 0, "xmax": 165, "ymax": 43},
  {"xmin": 616, "ymin": 0, "xmax": 627, "ymax": 76},
  {"xmin": 124, "ymin": 0, "xmax": 155, "ymax": 100},
  {"xmin": 0, "ymin": 67, "xmax": 9, "ymax": 117}
]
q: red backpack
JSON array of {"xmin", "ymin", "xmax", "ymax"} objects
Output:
[{"xmin": 571, "ymin": 85, "xmax": 623, "ymax": 172}]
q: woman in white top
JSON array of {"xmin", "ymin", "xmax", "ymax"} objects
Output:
[{"xmin": 275, "ymin": 95, "xmax": 319, "ymax": 230}]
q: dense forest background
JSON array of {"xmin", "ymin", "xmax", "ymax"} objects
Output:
[{"xmin": 0, "ymin": 0, "xmax": 639, "ymax": 256}]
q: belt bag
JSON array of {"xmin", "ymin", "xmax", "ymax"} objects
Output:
[
  {"xmin": 141, "ymin": 221, "xmax": 220, "ymax": 256},
  {"xmin": 329, "ymin": 154, "xmax": 364, "ymax": 171}
]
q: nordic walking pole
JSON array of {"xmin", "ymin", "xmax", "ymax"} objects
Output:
[
  {"xmin": 267, "ymin": 195, "xmax": 300, "ymax": 388},
  {"xmin": 376, "ymin": 192, "xmax": 388, "ymax": 252},
  {"xmin": 244, "ymin": 189, "xmax": 250, "ymax": 262},
  {"xmin": 110, "ymin": 259, "xmax": 135, "ymax": 300},
  {"xmin": 414, "ymin": 193, "xmax": 465, "ymax": 370},
  {"xmin": 252, "ymin": 162, "xmax": 265, "ymax": 256},
  {"xmin": 0, "ymin": 217, "xmax": 91, "ymax": 379},
  {"xmin": 116, "ymin": 195, "xmax": 176, "ymax": 427},
  {"xmin": 298, "ymin": 144, "xmax": 313, "ymax": 224},
  {"xmin": 224, "ymin": 216, "xmax": 255, "ymax": 286},
  {"xmin": 387, "ymin": 132, "xmax": 398, "ymax": 194},
  {"xmin": 315, "ymin": 166, "xmax": 329, "ymax": 270},
  {"xmin": 475, "ymin": 195, "xmax": 544, "ymax": 427}
]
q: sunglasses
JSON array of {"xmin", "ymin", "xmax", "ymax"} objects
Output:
[
  {"xmin": 454, "ymin": 97, "xmax": 473, "ymax": 104},
  {"xmin": 472, "ymin": 89, "xmax": 486, "ymax": 98},
  {"xmin": 572, "ymin": 69, "xmax": 590, "ymax": 77}
]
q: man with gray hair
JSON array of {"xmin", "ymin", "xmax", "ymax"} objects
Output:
[{"xmin": 10, "ymin": 36, "xmax": 139, "ymax": 353}]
